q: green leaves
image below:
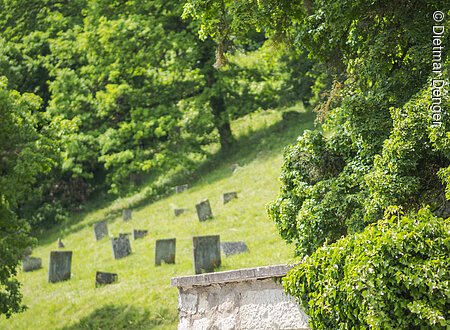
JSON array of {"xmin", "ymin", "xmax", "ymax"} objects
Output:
[{"xmin": 284, "ymin": 208, "xmax": 450, "ymax": 329}]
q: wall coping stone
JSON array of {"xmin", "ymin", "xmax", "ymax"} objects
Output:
[{"xmin": 171, "ymin": 264, "xmax": 293, "ymax": 288}]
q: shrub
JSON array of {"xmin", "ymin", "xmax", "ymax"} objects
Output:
[{"xmin": 284, "ymin": 208, "xmax": 450, "ymax": 329}]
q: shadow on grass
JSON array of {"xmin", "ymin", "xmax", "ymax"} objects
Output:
[
  {"xmin": 59, "ymin": 304, "xmax": 175, "ymax": 330},
  {"xmin": 37, "ymin": 108, "xmax": 315, "ymax": 243}
]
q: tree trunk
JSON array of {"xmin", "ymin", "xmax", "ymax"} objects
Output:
[{"xmin": 210, "ymin": 95, "xmax": 234, "ymax": 151}]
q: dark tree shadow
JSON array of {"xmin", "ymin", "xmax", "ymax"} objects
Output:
[{"xmin": 59, "ymin": 304, "xmax": 176, "ymax": 330}]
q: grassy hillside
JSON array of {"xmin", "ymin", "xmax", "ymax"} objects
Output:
[{"xmin": 1, "ymin": 106, "xmax": 314, "ymax": 330}]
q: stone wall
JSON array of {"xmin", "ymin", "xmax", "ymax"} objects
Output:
[{"xmin": 171, "ymin": 265, "xmax": 309, "ymax": 330}]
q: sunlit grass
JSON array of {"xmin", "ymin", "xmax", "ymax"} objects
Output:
[{"xmin": 1, "ymin": 106, "xmax": 314, "ymax": 329}]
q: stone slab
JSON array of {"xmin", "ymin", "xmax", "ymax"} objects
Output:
[
  {"xmin": 171, "ymin": 264, "xmax": 293, "ymax": 288},
  {"xmin": 132, "ymin": 229, "xmax": 148, "ymax": 240},
  {"xmin": 111, "ymin": 237, "xmax": 132, "ymax": 259},
  {"xmin": 220, "ymin": 241, "xmax": 249, "ymax": 256},
  {"xmin": 95, "ymin": 271, "xmax": 118, "ymax": 287},
  {"xmin": 175, "ymin": 184, "xmax": 189, "ymax": 193},
  {"xmin": 223, "ymin": 192, "xmax": 238, "ymax": 204},
  {"xmin": 48, "ymin": 251, "xmax": 72, "ymax": 283},
  {"xmin": 122, "ymin": 208, "xmax": 132, "ymax": 221},
  {"xmin": 155, "ymin": 238, "xmax": 176, "ymax": 266},
  {"xmin": 22, "ymin": 256, "xmax": 42, "ymax": 272},
  {"xmin": 174, "ymin": 208, "xmax": 187, "ymax": 216},
  {"xmin": 93, "ymin": 221, "xmax": 108, "ymax": 241},
  {"xmin": 195, "ymin": 200, "xmax": 213, "ymax": 222},
  {"xmin": 193, "ymin": 235, "xmax": 221, "ymax": 275}
]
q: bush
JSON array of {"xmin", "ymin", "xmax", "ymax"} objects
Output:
[{"xmin": 284, "ymin": 208, "xmax": 450, "ymax": 329}]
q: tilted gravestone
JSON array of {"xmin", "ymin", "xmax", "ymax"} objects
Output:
[
  {"xmin": 22, "ymin": 256, "xmax": 42, "ymax": 272},
  {"xmin": 174, "ymin": 208, "xmax": 187, "ymax": 217},
  {"xmin": 132, "ymin": 229, "xmax": 148, "ymax": 240},
  {"xmin": 220, "ymin": 241, "xmax": 249, "ymax": 257},
  {"xmin": 193, "ymin": 235, "xmax": 221, "ymax": 274},
  {"xmin": 111, "ymin": 237, "xmax": 132, "ymax": 259},
  {"xmin": 175, "ymin": 184, "xmax": 189, "ymax": 193},
  {"xmin": 95, "ymin": 271, "xmax": 118, "ymax": 287},
  {"xmin": 223, "ymin": 192, "xmax": 238, "ymax": 204},
  {"xmin": 155, "ymin": 238, "xmax": 176, "ymax": 266},
  {"xmin": 93, "ymin": 221, "xmax": 109, "ymax": 241},
  {"xmin": 48, "ymin": 251, "xmax": 72, "ymax": 283},
  {"xmin": 195, "ymin": 199, "xmax": 213, "ymax": 221},
  {"xmin": 122, "ymin": 208, "xmax": 132, "ymax": 221}
]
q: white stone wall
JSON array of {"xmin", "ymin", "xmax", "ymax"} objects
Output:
[{"xmin": 177, "ymin": 278, "xmax": 309, "ymax": 330}]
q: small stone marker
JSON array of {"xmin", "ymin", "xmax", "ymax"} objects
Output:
[
  {"xmin": 155, "ymin": 238, "xmax": 176, "ymax": 266},
  {"xmin": 118, "ymin": 232, "xmax": 131, "ymax": 239},
  {"xmin": 95, "ymin": 271, "xmax": 118, "ymax": 287},
  {"xmin": 57, "ymin": 238, "xmax": 65, "ymax": 248},
  {"xmin": 132, "ymin": 229, "xmax": 148, "ymax": 240},
  {"xmin": 193, "ymin": 235, "xmax": 221, "ymax": 274},
  {"xmin": 174, "ymin": 208, "xmax": 187, "ymax": 216},
  {"xmin": 122, "ymin": 208, "xmax": 132, "ymax": 221},
  {"xmin": 175, "ymin": 184, "xmax": 189, "ymax": 193},
  {"xmin": 195, "ymin": 199, "xmax": 213, "ymax": 221},
  {"xmin": 93, "ymin": 221, "xmax": 108, "ymax": 241},
  {"xmin": 223, "ymin": 192, "xmax": 238, "ymax": 204},
  {"xmin": 22, "ymin": 246, "xmax": 32, "ymax": 257},
  {"xmin": 22, "ymin": 256, "xmax": 42, "ymax": 272},
  {"xmin": 111, "ymin": 237, "xmax": 132, "ymax": 259},
  {"xmin": 220, "ymin": 241, "xmax": 249, "ymax": 256},
  {"xmin": 48, "ymin": 251, "xmax": 72, "ymax": 283},
  {"xmin": 230, "ymin": 163, "xmax": 240, "ymax": 172}
]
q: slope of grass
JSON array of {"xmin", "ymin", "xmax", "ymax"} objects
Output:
[{"xmin": 1, "ymin": 106, "xmax": 314, "ymax": 330}]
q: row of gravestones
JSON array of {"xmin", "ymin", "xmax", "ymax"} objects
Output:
[
  {"xmin": 21, "ymin": 184, "xmax": 242, "ymax": 285},
  {"xmin": 22, "ymin": 232, "xmax": 248, "ymax": 286}
]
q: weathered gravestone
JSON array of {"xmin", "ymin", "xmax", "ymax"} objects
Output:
[
  {"xmin": 95, "ymin": 271, "xmax": 118, "ymax": 287},
  {"xmin": 193, "ymin": 235, "xmax": 221, "ymax": 274},
  {"xmin": 111, "ymin": 237, "xmax": 132, "ymax": 259},
  {"xmin": 223, "ymin": 192, "xmax": 238, "ymax": 204},
  {"xmin": 175, "ymin": 184, "xmax": 189, "ymax": 193},
  {"xmin": 48, "ymin": 251, "xmax": 72, "ymax": 283},
  {"xmin": 119, "ymin": 232, "xmax": 131, "ymax": 239},
  {"xmin": 195, "ymin": 199, "xmax": 213, "ymax": 221},
  {"xmin": 22, "ymin": 256, "xmax": 42, "ymax": 272},
  {"xmin": 220, "ymin": 241, "xmax": 249, "ymax": 257},
  {"xmin": 93, "ymin": 221, "xmax": 108, "ymax": 241},
  {"xmin": 132, "ymin": 229, "xmax": 148, "ymax": 240},
  {"xmin": 174, "ymin": 208, "xmax": 187, "ymax": 216},
  {"xmin": 155, "ymin": 238, "xmax": 176, "ymax": 266},
  {"xmin": 22, "ymin": 246, "xmax": 32, "ymax": 258},
  {"xmin": 122, "ymin": 208, "xmax": 132, "ymax": 221}
]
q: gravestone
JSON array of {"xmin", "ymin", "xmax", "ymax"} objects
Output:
[
  {"xmin": 195, "ymin": 199, "xmax": 213, "ymax": 221},
  {"xmin": 48, "ymin": 251, "xmax": 72, "ymax": 283},
  {"xmin": 93, "ymin": 221, "xmax": 108, "ymax": 241},
  {"xmin": 230, "ymin": 163, "xmax": 240, "ymax": 172},
  {"xmin": 175, "ymin": 184, "xmax": 189, "ymax": 193},
  {"xmin": 132, "ymin": 229, "xmax": 148, "ymax": 240},
  {"xmin": 155, "ymin": 238, "xmax": 176, "ymax": 266},
  {"xmin": 119, "ymin": 232, "xmax": 131, "ymax": 239},
  {"xmin": 220, "ymin": 241, "xmax": 249, "ymax": 256},
  {"xmin": 22, "ymin": 256, "xmax": 42, "ymax": 272},
  {"xmin": 22, "ymin": 246, "xmax": 32, "ymax": 258},
  {"xmin": 122, "ymin": 208, "xmax": 132, "ymax": 221},
  {"xmin": 111, "ymin": 237, "xmax": 132, "ymax": 259},
  {"xmin": 174, "ymin": 208, "xmax": 187, "ymax": 216},
  {"xmin": 95, "ymin": 271, "xmax": 118, "ymax": 287},
  {"xmin": 223, "ymin": 192, "xmax": 238, "ymax": 204},
  {"xmin": 193, "ymin": 235, "xmax": 221, "ymax": 274}
]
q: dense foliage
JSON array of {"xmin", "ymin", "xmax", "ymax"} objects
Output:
[
  {"xmin": 0, "ymin": 77, "xmax": 55, "ymax": 317},
  {"xmin": 284, "ymin": 208, "xmax": 450, "ymax": 329}
]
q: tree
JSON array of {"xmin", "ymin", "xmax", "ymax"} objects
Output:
[{"xmin": 0, "ymin": 77, "xmax": 56, "ymax": 317}]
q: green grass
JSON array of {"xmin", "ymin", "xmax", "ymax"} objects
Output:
[{"xmin": 1, "ymin": 106, "xmax": 315, "ymax": 330}]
